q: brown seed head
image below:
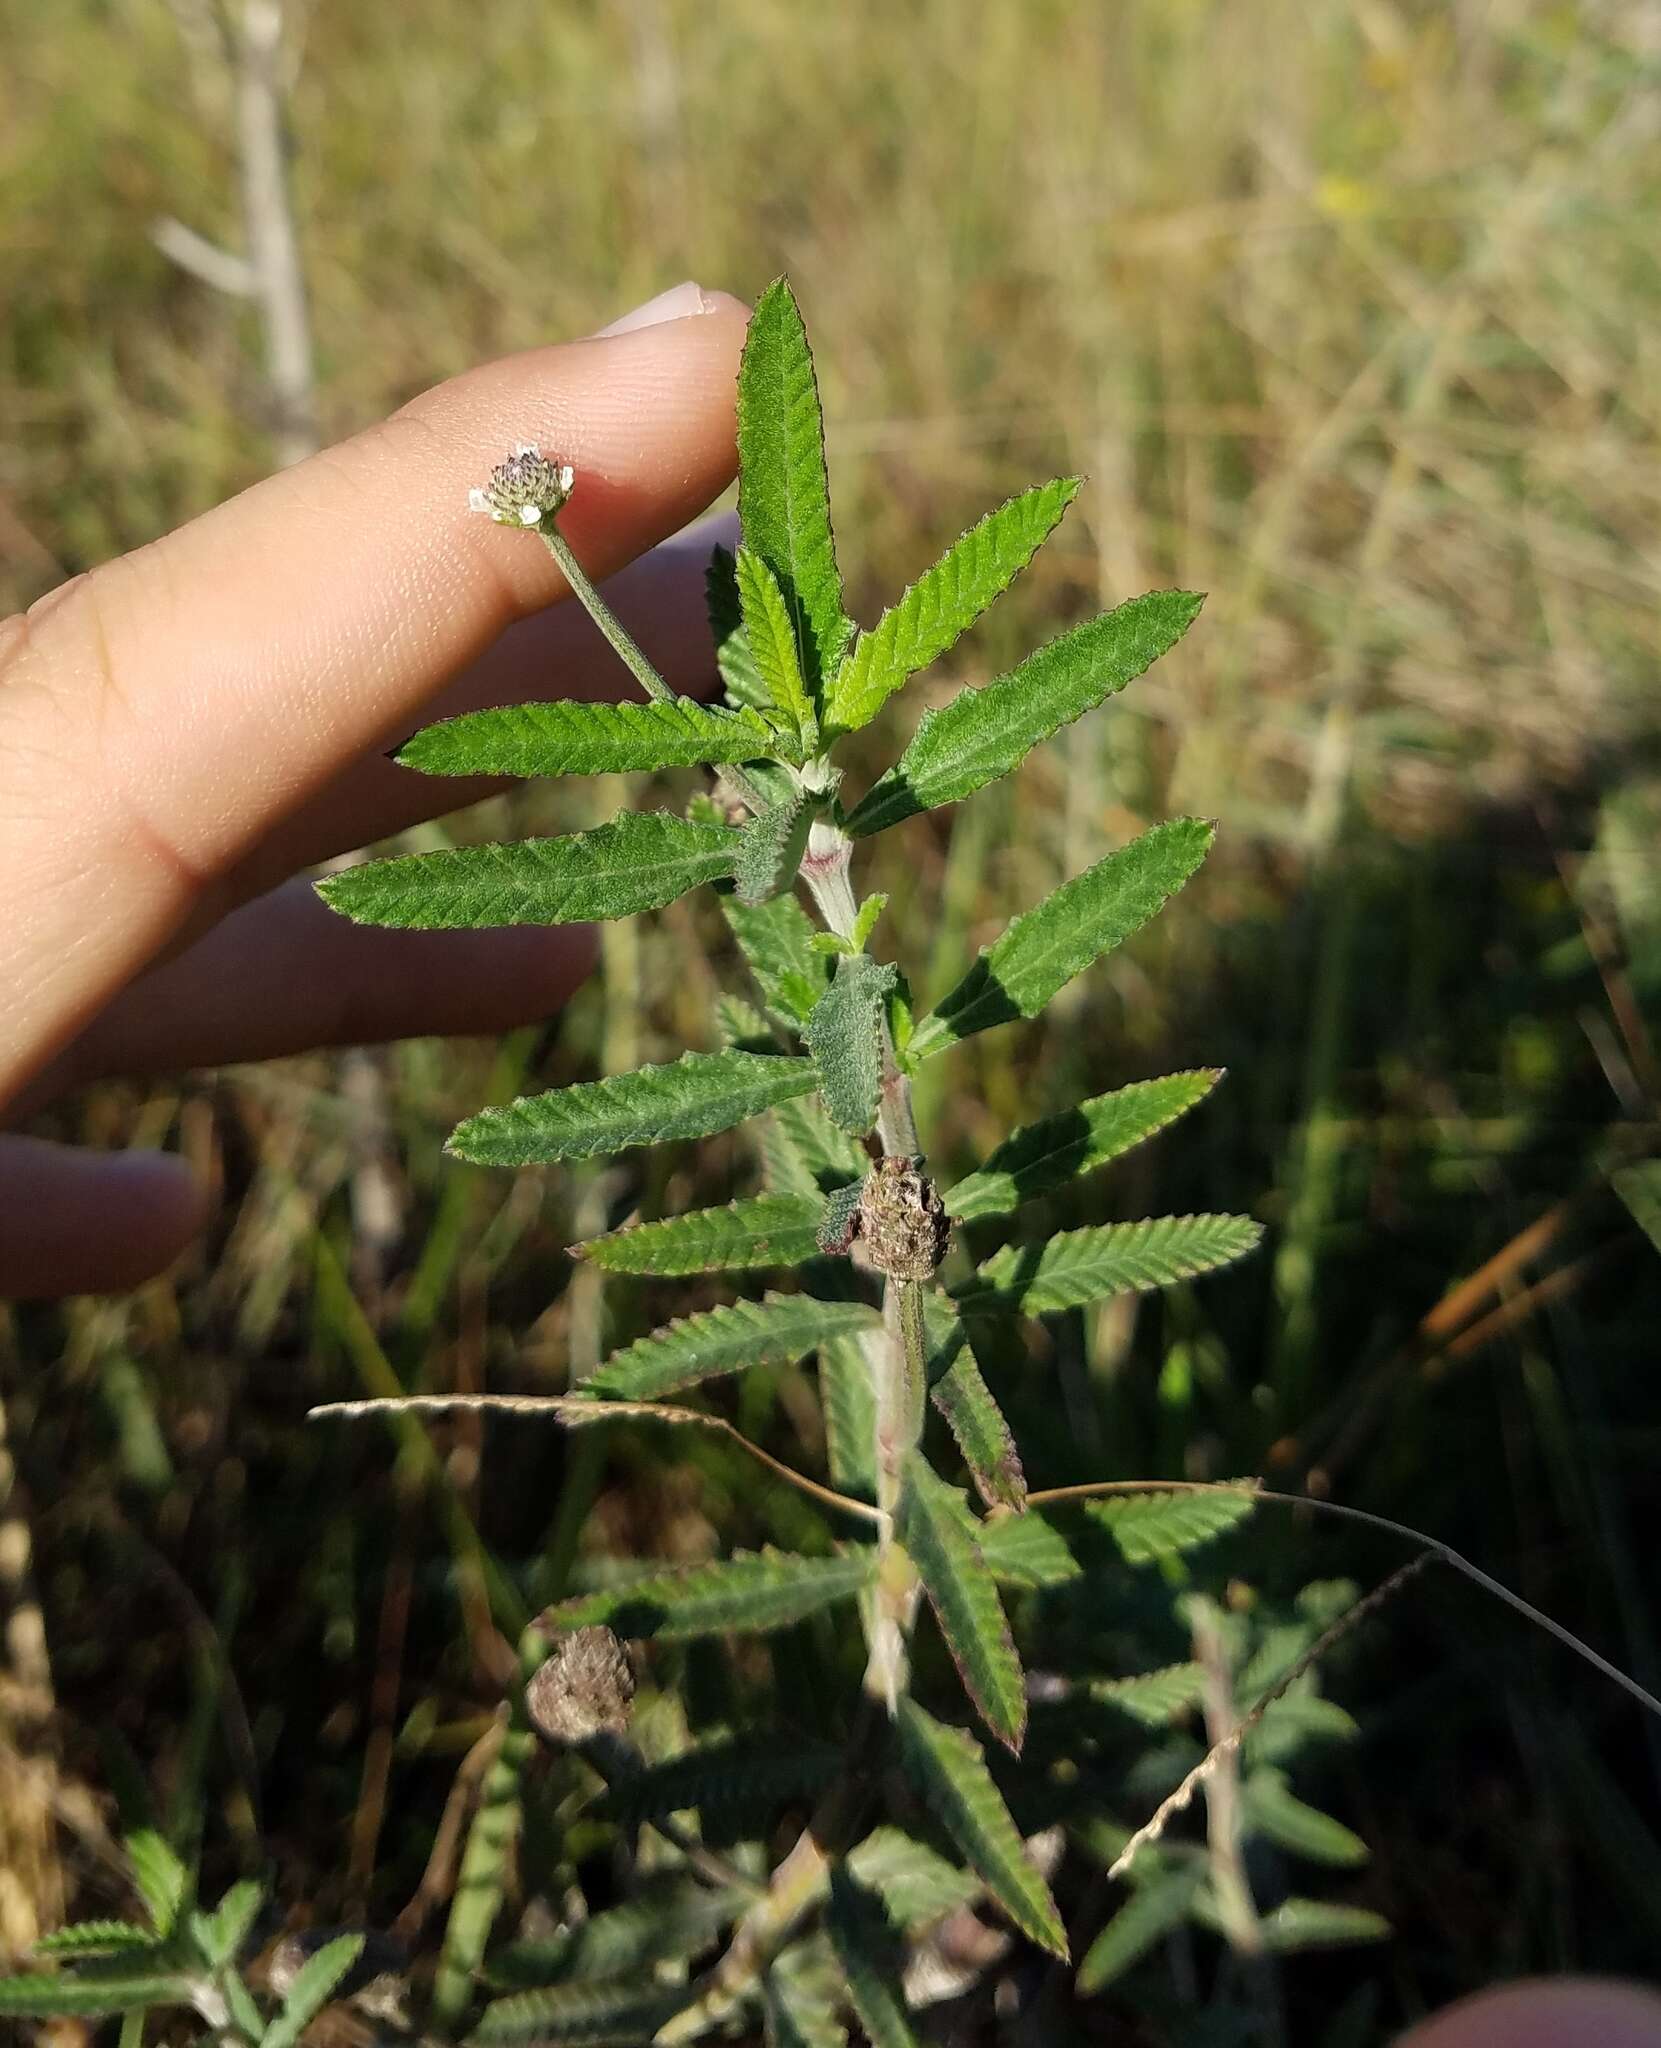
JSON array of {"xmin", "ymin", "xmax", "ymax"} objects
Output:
[
  {"xmin": 525, "ymin": 1625, "xmax": 635, "ymax": 1746},
  {"xmin": 858, "ymin": 1155, "xmax": 950, "ymax": 1282}
]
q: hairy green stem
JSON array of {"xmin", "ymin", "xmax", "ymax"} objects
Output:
[{"xmin": 537, "ymin": 524, "xmax": 674, "ymax": 705}]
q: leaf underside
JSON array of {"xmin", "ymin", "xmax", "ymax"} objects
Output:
[
  {"xmin": 805, "ymin": 954, "xmax": 897, "ymax": 1135},
  {"xmin": 908, "ymin": 817, "xmax": 1214, "ymax": 1060},
  {"xmin": 396, "ymin": 696, "xmax": 775, "ymax": 778},
  {"xmin": 736, "ymin": 795, "xmax": 815, "ymax": 907},
  {"xmin": 317, "ymin": 812, "xmax": 740, "ymax": 930},
  {"xmin": 845, "ymin": 587, "xmax": 1202, "ymax": 834},
  {"xmin": 586, "ymin": 1292, "xmax": 880, "ymax": 1401},
  {"xmin": 448, "ymin": 1050, "xmax": 818, "ymax": 1166},
  {"xmin": 960, "ymin": 1212, "xmax": 1263, "ymax": 1315},
  {"xmin": 576, "ymin": 1194, "xmax": 826, "ymax": 1275},
  {"xmin": 544, "ymin": 1548, "xmax": 875, "ymax": 1641}
]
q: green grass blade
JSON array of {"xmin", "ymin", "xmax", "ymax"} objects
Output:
[
  {"xmin": 396, "ymin": 697, "xmax": 776, "ymax": 777},
  {"xmin": 586, "ymin": 1293, "xmax": 880, "ymax": 1400},
  {"xmin": 908, "ymin": 819, "xmax": 1213, "ymax": 1060},
  {"xmin": 894, "ymin": 1700, "xmax": 1066, "ymax": 1956},
  {"xmin": 544, "ymin": 1548, "xmax": 875, "ymax": 1640},
  {"xmin": 317, "ymin": 813, "xmax": 741, "ymax": 929},
  {"xmin": 895, "ymin": 1454, "xmax": 1026, "ymax": 1752},
  {"xmin": 448, "ymin": 1050, "xmax": 818, "ymax": 1166},
  {"xmin": 825, "ymin": 479, "xmax": 1082, "ymax": 740},
  {"xmin": 944, "ymin": 1071, "xmax": 1223, "ymax": 1223},
  {"xmin": 575, "ymin": 1194, "xmax": 826, "ymax": 1275},
  {"xmin": 737, "ymin": 279, "xmax": 850, "ymax": 695},
  {"xmin": 961, "ymin": 1213, "xmax": 1263, "ymax": 1314}
]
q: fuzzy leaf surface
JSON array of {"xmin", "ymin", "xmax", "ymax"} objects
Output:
[
  {"xmin": 1076, "ymin": 1865, "xmax": 1204, "ymax": 1992},
  {"xmin": 919, "ymin": 1293, "xmax": 1025, "ymax": 1511},
  {"xmin": 317, "ymin": 813, "xmax": 740, "ymax": 930},
  {"xmin": 806, "ymin": 954, "xmax": 897, "ymax": 1135},
  {"xmin": 961, "ymin": 1213, "xmax": 1263, "ymax": 1315},
  {"xmin": 396, "ymin": 698, "xmax": 775, "ymax": 778},
  {"xmin": 825, "ymin": 478, "xmax": 1080, "ymax": 739},
  {"xmin": 1088, "ymin": 1663, "xmax": 1207, "ymax": 1727},
  {"xmin": 945, "ymin": 1071, "xmax": 1223, "ymax": 1224},
  {"xmin": 488, "ymin": 1879, "xmax": 744, "ymax": 1990},
  {"xmin": 586, "ymin": 1293, "xmax": 879, "ymax": 1401},
  {"xmin": 846, "ymin": 1829, "xmax": 981, "ymax": 1931},
  {"xmin": 124, "ymin": 1830, "xmax": 189, "ymax": 1936},
  {"xmin": 0, "ymin": 1970, "xmax": 198, "ymax": 2020},
  {"xmin": 737, "ymin": 545, "xmax": 816, "ymax": 740},
  {"xmin": 817, "ymin": 1328, "xmax": 879, "ymax": 1500},
  {"xmin": 763, "ymin": 1965, "xmax": 848, "ymax": 2048},
  {"xmin": 448, "ymin": 1051, "xmax": 818, "ymax": 1166},
  {"xmin": 736, "ymin": 796, "xmax": 815, "ymax": 907},
  {"xmin": 737, "ymin": 279, "xmax": 849, "ymax": 693},
  {"xmin": 724, "ymin": 889, "xmax": 834, "ymax": 1030},
  {"xmin": 471, "ymin": 1976, "xmax": 684, "ymax": 2044},
  {"xmin": 908, "ymin": 819, "xmax": 1213, "ymax": 1060},
  {"xmin": 761, "ymin": 1093, "xmax": 869, "ymax": 1196},
  {"xmin": 846, "ymin": 588, "xmax": 1200, "ymax": 831},
  {"xmin": 707, "ymin": 543, "xmax": 770, "ymax": 713},
  {"xmin": 264, "ymin": 1933, "xmax": 365, "ymax": 2048},
  {"xmin": 30, "ymin": 1923, "xmax": 160, "ymax": 1960},
  {"xmin": 576, "ymin": 1195, "xmax": 826, "ymax": 1276},
  {"xmin": 976, "ymin": 1511, "xmax": 1082, "ymax": 1589},
  {"xmin": 1086, "ymin": 1488, "xmax": 1256, "ymax": 1563},
  {"xmin": 595, "ymin": 1738, "xmax": 842, "ymax": 1827},
  {"xmin": 896, "ymin": 1454, "xmax": 1025, "ymax": 1751},
  {"xmin": 894, "ymin": 1701, "xmax": 1066, "ymax": 1957},
  {"xmin": 544, "ymin": 1548, "xmax": 873, "ymax": 1640},
  {"xmin": 825, "ymin": 1871, "xmax": 920, "ymax": 2048}
]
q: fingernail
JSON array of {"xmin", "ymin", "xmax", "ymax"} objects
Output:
[{"xmin": 595, "ymin": 281, "xmax": 713, "ymax": 336}]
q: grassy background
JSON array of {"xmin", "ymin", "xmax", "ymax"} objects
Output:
[{"xmin": 3, "ymin": 0, "xmax": 1659, "ymax": 2039}]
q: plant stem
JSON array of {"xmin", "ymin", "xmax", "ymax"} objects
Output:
[{"xmin": 537, "ymin": 524, "xmax": 674, "ymax": 704}]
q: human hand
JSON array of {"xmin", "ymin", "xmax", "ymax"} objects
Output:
[
  {"xmin": 1396, "ymin": 1978, "xmax": 1661, "ymax": 2047},
  {"xmin": 0, "ymin": 280, "xmax": 749, "ymax": 1297}
]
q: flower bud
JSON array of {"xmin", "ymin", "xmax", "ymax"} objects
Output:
[
  {"xmin": 469, "ymin": 444, "xmax": 575, "ymax": 528},
  {"xmin": 525, "ymin": 1624, "xmax": 634, "ymax": 1746}
]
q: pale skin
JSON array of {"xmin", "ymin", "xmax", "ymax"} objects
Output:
[{"xmin": 2, "ymin": 283, "xmax": 1656, "ymax": 2044}]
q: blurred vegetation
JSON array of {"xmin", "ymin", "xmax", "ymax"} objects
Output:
[{"xmin": 2, "ymin": 0, "xmax": 1659, "ymax": 2040}]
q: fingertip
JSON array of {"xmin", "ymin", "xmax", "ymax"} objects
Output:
[
  {"xmin": 1398, "ymin": 1981, "xmax": 1661, "ymax": 2048},
  {"xmin": 0, "ymin": 1138, "xmax": 209, "ymax": 1299}
]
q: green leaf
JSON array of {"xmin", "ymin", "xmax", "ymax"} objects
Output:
[
  {"xmin": 846, "ymin": 1828, "xmax": 980, "ymax": 1932},
  {"xmin": 763, "ymin": 1961, "xmax": 848, "ymax": 2048},
  {"xmin": 908, "ymin": 819, "xmax": 1214, "ymax": 1060},
  {"xmin": 824, "ymin": 479, "xmax": 1081, "ymax": 740},
  {"xmin": 30, "ymin": 1923, "xmax": 160, "ymax": 1960},
  {"xmin": 396, "ymin": 697, "xmax": 776, "ymax": 778},
  {"xmin": 945, "ymin": 1071, "xmax": 1223, "ymax": 1223},
  {"xmin": 544, "ymin": 1548, "xmax": 874, "ymax": 1640},
  {"xmin": 576, "ymin": 1194, "xmax": 826, "ymax": 1275},
  {"xmin": 816, "ymin": 1178, "xmax": 867, "ymax": 1255},
  {"xmin": 1088, "ymin": 1663, "xmax": 1206, "ymax": 1728},
  {"xmin": 736, "ymin": 796, "xmax": 815, "ymax": 907},
  {"xmin": 471, "ymin": 1977, "xmax": 685, "ymax": 2044},
  {"xmin": 1249, "ymin": 1898, "xmax": 1391, "ymax": 1954},
  {"xmin": 1076, "ymin": 1865, "xmax": 1204, "ymax": 1993},
  {"xmin": 707, "ymin": 543, "xmax": 770, "ymax": 714},
  {"xmin": 448, "ymin": 1050, "xmax": 818, "ymax": 1166},
  {"xmin": 760, "ymin": 1093, "xmax": 869, "ymax": 1197},
  {"xmin": 587, "ymin": 1293, "xmax": 880, "ymax": 1400},
  {"xmin": 596, "ymin": 1738, "xmax": 842, "ymax": 1827},
  {"xmin": 844, "ymin": 589, "xmax": 1201, "ymax": 832},
  {"xmin": 264, "ymin": 1932, "xmax": 365, "ymax": 2048},
  {"xmin": 976, "ymin": 1510, "xmax": 1082, "ymax": 1589},
  {"xmin": 317, "ymin": 813, "xmax": 740, "ymax": 930},
  {"xmin": 818, "ymin": 1328, "xmax": 879, "ymax": 1500},
  {"xmin": 852, "ymin": 893, "xmax": 888, "ymax": 951},
  {"xmin": 196, "ymin": 1879, "xmax": 263, "ymax": 1968},
  {"xmin": 124, "ymin": 1829, "xmax": 189, "ymax": 1936},
  {"xmin": 1614, "ymin": 1162, "xmax": 1661, "ymax": 1254},
  {"xmin": 1086, "ymin": 1488, "xmax": 1256, "ymax": 1564},
  {"xmin": 894, "ymin": 1701, "xmax": 1066, "ymax": 1956},
  {"xmin": 961, "ymin": 1213, "xmax": 1264, "ymax": 1315},
  {"xmin": 724, "ymin": 888, "xmax": 835, "ymax": 1030},
  {"xmin": 919, "ymin": 1294, "xmax": 1025, "ymax": 1512},
  {"xmin": 737, "ymin": 279, "xmax": 850, "ymax": 694},
  {"xmin": 825, "ymin": 1871, "xmax": 920, "ymax": 2048},
  {"xmin": 488, "ymin": 1877, "xmax": 744, "ymax": 1989},
  {"xmin": 896, "ymin": 1455, "xmax": 1025, "ymax": 1751},
  {"xmin": 0, "ymin": 1970, "xmax": 197, "ymax": 2020},
  {"xmin": 1242, "ymin": 1769, "xmax": 1369, "ymax": 1867},
  {"xmin": 806, "ymin": 955, "xmax": 898, "ymax": 1135},
  {"xmin": 737, "ymin": 546, "xmax": 817, "ymax": 742}
]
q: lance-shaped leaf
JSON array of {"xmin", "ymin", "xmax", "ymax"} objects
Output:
[
  {"xmin": 818, "ymin": 1327, "xmax": 879, "ymax": 1501},
  {"xmin": 1242, "ymin": 1769, "xmax": 1369, "ymax": 1867},
  {"xmin": 919, "ymin": 1293, "xmax": 1025, "ymax": 1512},
  {"xmin": 263, "ymin": 1933, "xmax": 366, "ymax": 2048},
  {"xmin": 1088, "ymin": 1663, "xmax": 1207, "ymax": 1728},
  {"xmin": 895, "ymin": 1454, "xmax": 1026, "ymax": 1752},
  {"xmin": 586, "ymin": 1293, "xmax": 880, "ymax": 1401},
  {"xmin": 844, "ymin": 589, "xmax": 1202, "ymax": 833},
  {"xmin": 894, "ymin": 1700, "xmax": 1067, "ymax": 1957},
  {"xmin": 1076, "ymin": 1864, "xmax": 1204, "ymax": 1994},
  {"xmin": 736, "ymin": 795, "xmax": 816, "ymax": 907},
  {"xmin": 1086, "ymin": 1487, "xmax": 1256, "ymax": 1563},
  {"xmin": 945, "ymin": 1071, "xmax": 1223, "ymax": 1224},
  {"xmin": 124, "ymin": 1829, "xmax": 189, "ymax": 1936},
  {"xmin": 595, "ymin": 1738, "xmax": 842, "ymax": 1827},
  {"xmin": 761, "ymin": 1093, "xmax": 869, "ymax": 1196},
  {"xmin": 976, "ymin": 1511, "xmax": 1082, "ymax": 1589},
  {"xmin": 317, "ymin": 813, "xmax": 740, "ymax": 930},
  {"xmin": 824, "ymin": 478, "xmax": 1081, "ymax": 740},
  {"xmin": 846, "ymin": 1828, "xmax": 981, "ymax": 1932},
  {"xmin": 707, "ymin": 542, "xmax": 770, "ymax": 713},
  {"xmin": 737, "ymin": 545, "xmax": 816, "ymax": 742},
  {"xmin": 763, "ymin": 1962, "xmax": 848, "ymax": 2048},
  {"xmin": 959, "ymin": 1212, "xmax": 1263, "ymax": 1315},
  {"xmin": 0, "ymin": 1970, "xmax": 199, "ymax": 2020},
  {"xmin": 825, "ymin": 1870, "xmax": 921, "ymax": 2048},
  {"xmin": 544, "ymin": 1548, "xmax": 874, "ymax": 1640},
  {"xmin": 488, "ymin": 1877, "xmax": 746, "ymax": 1988},
  {"xmin": 395, "ymin": 697, "xmax": 776, "ymax": 779},
  {"xmin": 30, "ymin": 1923, "xmax": 161, "ymax": 1960},
  {"xmin": 907, "ymin": 819, "xmax": 1213, "ymax": 1061},
  {"xmin": 448, "ymin": 1050, "xmax": 818, "ymax": 1166},
  {"xmin": 724, "ymin": 888, "xmax": 834, "ymax": 1031},
  {"xmin": 1249, "ymin": 1898, "xmax": 1390, "ymax": 1953},
  {"xmin": 806, "ymin": 955, "xmax": 897, "ymax": 1135},
  {"xmin": 737, "ymin": 279, "xmax": 850, "ymax": 693},
  {"xmin": 576, "ymin": 1194, "xmax": 826, "ymax": 1276},
  {"xmin": 472, "ymin": 1977, "xmax": 687, "ymax": 2044}
]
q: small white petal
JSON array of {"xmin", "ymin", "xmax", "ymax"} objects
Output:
[
  {"xmin": 518, "ymin": 504, "xmax": 543, "ymax": 525},
  {"xmin": 556, "ymin": 465, "xmax": 575, "ymax": 493},
  {"xmin": 513, "ymin": 441, "xmax": 540, "ymax": 459}
]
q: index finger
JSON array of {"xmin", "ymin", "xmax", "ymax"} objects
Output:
[{"xmin": 0, "ymin": 290, "xmax": 749, "ymax": 1098}]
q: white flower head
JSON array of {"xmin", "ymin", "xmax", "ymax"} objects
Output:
[{"xmin": 471, "ymin": 445, "xmax": 576, "ymax": 526}]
